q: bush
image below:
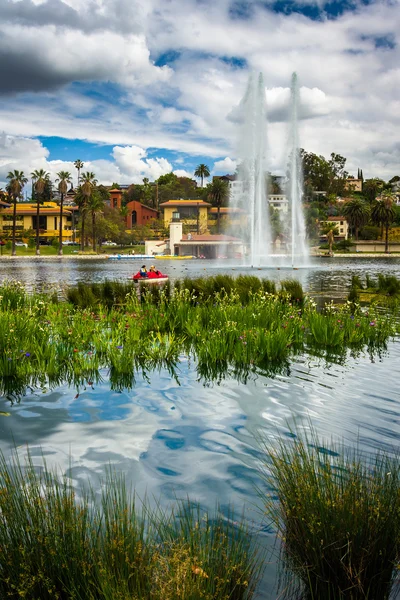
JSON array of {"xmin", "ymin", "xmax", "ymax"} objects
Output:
[
  {"xmin": 359, "ymin": 225, "xmax": 380, "ymax": 240},
  {"xmin": 0, "ymin": 452, "xmax": 261, "ymax": 600},
  {"xmin": 378, "ymin": 274, "xmax": 400, "ymax": 296},
  {"xmin": 262, "ymin": 429, "xmax": 400, "ymax": 599}
]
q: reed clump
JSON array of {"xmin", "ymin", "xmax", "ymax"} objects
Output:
[
  {"xmin": 262, "ymin": 430, "xmax": 400, "ymax": 599},
  {"xmin": 0, "ymin": 279, "xmax": 396, "ymax": 399},
  {"xmin": 0, "ymin": 452, "xmax": 260, "ymax": 600}
]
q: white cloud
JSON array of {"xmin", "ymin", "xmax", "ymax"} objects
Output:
[
  {"xmin": 213, "ymin": 157, "xmax": 237, "ymax": 173},
  {"xmin": 0, "ymin": 0, "xmax": 400, "ymax": 179},
  {"xmin": 173, "ymin": 169, "xmax": 193, "ymax": 178},
  {"xmin": 0, "ymin": 136, "xmax": 177, "ymax": 188}
]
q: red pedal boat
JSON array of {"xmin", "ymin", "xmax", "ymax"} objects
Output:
[{"xmin": 131, "ymin": 270, "xmax": 169, "ymax": 283}]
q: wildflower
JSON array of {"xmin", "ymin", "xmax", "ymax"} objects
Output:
[
  {"xmin": 116, "ymin": 345, "xmax": 123, "ymax": 349},
  {"xmin": 25, "ymin": 352, "xmax": 31, "ymax": 357},
  {"xmin": 73, "ymin": 349, "xmax": 79, "ymax": 353},
  {"xmin": 370, "ymin": 321, "xmax": 376, "ymax": 327}
]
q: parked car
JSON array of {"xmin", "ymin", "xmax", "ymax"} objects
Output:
[
  {"xmin": 62, "ymin": 241, "xmax": 79, "ymax": 246},
  {"xmin": 103, "ymin": 241, "xmax": 118, "ymax": 246},
  {"xmin": 15, "ymin": 241, "xmax": 28, "ymax": 247}
]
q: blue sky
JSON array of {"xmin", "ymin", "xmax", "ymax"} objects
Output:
[{"xmin": 0, "ymin": 0, "xmax": 399, "ymax": 187}]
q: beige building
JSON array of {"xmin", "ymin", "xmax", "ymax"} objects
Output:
[
  {"xmin": 320, "ymin": 216, "xmax": 349, "ymax": 240},
  {"xmin": 0, "ymin": 202, "xmax": 75, "ymax": 241},
  {"xmin": 345, "ymin": 177, "xmax": 362, "ymax": 193}
]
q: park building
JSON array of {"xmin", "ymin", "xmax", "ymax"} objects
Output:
[
  {"xmin": 0, "ymin": 202, "xmax": 77, "ymax": 243},
  {"xmin": 320, "ymin": 216, "xmax": 349, "ymax": 241}
]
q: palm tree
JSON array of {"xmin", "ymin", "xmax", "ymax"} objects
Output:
[
  {"xmin": 371, "ymin": 191, "xmax": 395, "ymax": 253},
  {"xmin": 343, "ymin": 198, "xmax": 370, "ymax": 241},
  {"xmin": 55, "ymin": 171, "xmax": 72, "ymax": 256},
  {"xmin": 74, "ymin": 160, "xmax": 84, "ymax": 188},
  {"xmin": 31, "ymin": 169, "xmax": 49, "ymax": 255},
  {"xmin": 207, "ymin": 178, "xmax": 229, "ymax": 233},
  {"xmin": 194, "ymin": 164, "xmax": 210, "ymax": 188},
  {"xmin": 6, "ymin": 170, "xmax": 28, "ymax": 256},
  {"xmin": 87, "ymin": 191, "xmax": 105, "ymax": 252},
  {"xmin": 321, "ymin": 222, "xmax": 339, "ymax": 257},
  {"xmin": 79, "ymin": 172, "xmax": 97, "ymax": 251}
]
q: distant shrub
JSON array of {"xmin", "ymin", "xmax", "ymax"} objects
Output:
[{"xmin": 359, "ymin": 225, "xmax": 380, "ymax": 240}]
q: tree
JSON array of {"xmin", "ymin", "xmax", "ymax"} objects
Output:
[
  {"xmin": 343, "ymin": 198, "xmax": 370, "ymax": 241},
  {"xmin": 207, "ymin": 178, "xmax": 229, "ymax": 233},
  {"xmin": 194, "ymin": 164, "xmax": 210, "ymax": 188},
  {"xmin": 363, "ymin": 178, "xmax": 385, "ymax": 204},
  {"xmin": 321, "ymin": 222, "xmax": 339, "ymax": 257},
  {"xmin": 78, "ymin": 172, "xmax": 97, "ymax": 250},
  {"xmin": 74, "ymin": 160, "xmax": 84, "ymax": 188},
  {"xmin": 371, "ymin": 191, "xmax": 395, "ymax": 253},
  {"xmin": 6, "ymin": 170, "xmax": 28, "ymax": 256},
  {"xmin": 327, "ymin": 153, "xmax": 348, "ymax": 196},
  {"xmin": 31, "ymin": 169, "xmax": 49, "ymax": 255},
  {"xmin": 87, "ymin": 191, "xmax": 104, "ymax": 252},
  {"xmin": 55, "ymin": 171, "xmax": 72, "ymax": 255}
]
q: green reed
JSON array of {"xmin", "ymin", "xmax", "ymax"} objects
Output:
[
  {"xmin": 261, "ymin": 429, "xmax": 400, "ymax": 599},
  {"xmin": 0, "ymin": 279, "xmax": 396, "ymax": 399},
  {"xmin": 0, "ymin": 451, "xmax": 260, "ymax": 599}
]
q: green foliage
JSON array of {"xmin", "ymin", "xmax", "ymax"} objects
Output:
[
  {"xmin": 351, "ymin": 275, "xmax": 364, "ymax": 289},
  {"xmin": 280, "ymin": 279, "xmax": 304, "ymax": 306},
  {"xmin": 262, "ymin": 429, "xmax": 400, "ymax": 599},
  {"xmin": 300, "ymin": 149, "xmax": 348, "ymax": 197},
  {"xmin": 0, "ymin": 277, "xmax": 395, "ymax": 399},
  {"xmin": 0, "ymin": 453, "xmax": 260, "ymax": 600},
  {"xmin": 359, "ymin": 225, "xmax": 380, "ymax": 240},
  {"xmin": 377, "ymin": 274, "xmax": 400, "ymax": 296}
]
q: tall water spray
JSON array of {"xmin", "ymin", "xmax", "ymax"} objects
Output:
[
  {"xmin": 287, "ymin": 73, "xmax": 309, "ymax": 266},
  {"xmin": 231, "ymin": 72, "xmax": 272, "ymax": 266}
]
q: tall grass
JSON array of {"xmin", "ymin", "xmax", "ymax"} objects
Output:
[
  {"xmin": 0, "ymin": 280, "xmax": 396, "ymax": 398},
  {"xmin": 0, "ymin": 451, "xmax": 261, "ymax": 599},
  {"xmin": 261, "ymin": 429, "xmax": 400, "ymax": 599}
]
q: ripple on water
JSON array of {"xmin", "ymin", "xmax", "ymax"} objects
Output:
[{"xmin": 0, "ymin": 338, "xmax": 400, "ymax": 600}]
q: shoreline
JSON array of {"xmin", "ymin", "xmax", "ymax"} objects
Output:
[{"xmin": 0, "ymin": 253, "xmax": 400, "ymax": 261}]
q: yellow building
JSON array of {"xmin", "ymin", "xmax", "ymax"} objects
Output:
[
  {"xmin": 0, "ymin": 202, "xmax": 75, "ymax": 241},
  {"xmin": 159, "ymin": 200, "xmax": 210, "ymax": 233}
]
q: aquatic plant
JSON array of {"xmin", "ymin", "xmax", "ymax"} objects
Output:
[
  {"xmin": 0, "ymin": 280, "xmax": 396, "ymax": 399},
  {"xmin": 261, "ymin": 429, "xmax": 400, "ymax": 599},
  {"xmin": 377, "ymin": 274, "xmax": 400, "ymax": 297},
  {"xmin": 0, "ymin": 451, "xmax": 260, "ymax": 599}
]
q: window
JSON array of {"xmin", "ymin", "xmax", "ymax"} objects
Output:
[{"xmin": 176, "ymin": 206, "xmax": 198, "ymax": 219}]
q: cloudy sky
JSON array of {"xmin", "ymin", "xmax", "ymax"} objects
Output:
[{"xmin": 0, "ymin": 0, "xmax": 399, "ymax": 190}]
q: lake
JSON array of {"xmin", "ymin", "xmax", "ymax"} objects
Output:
[{"xmin": 0, "ymin": 256, "xmax": 399, "ymax": 598}]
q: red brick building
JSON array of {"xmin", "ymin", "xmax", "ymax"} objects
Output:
[
  {"xmin": 109, "ymin": 189, "xmax": 123, "ymax": 210},
  {"xmin": 125, "ymin": 201, "xmax": 158, "ymax": 228}
]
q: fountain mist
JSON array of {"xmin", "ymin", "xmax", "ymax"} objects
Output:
[
  {"xmin": 287, "ymin": 73, "xmax": 309, "ymax": 266},
  {"xmin": 230, "ymin": 72, "xmax": 272, "ymax": 266}
]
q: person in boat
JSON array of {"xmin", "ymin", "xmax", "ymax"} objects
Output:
[
  {"xmin": 139, "ymin": 265, "xmax": 148, "ymax": 277},
  {"xmin": 149, "ymin": 265, "xmax": 161, "ymax": 277}
]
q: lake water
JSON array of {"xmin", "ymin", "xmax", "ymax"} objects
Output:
[{"xmin": 0, "ymin": 257, "xmax": 400, "ymax": 598}]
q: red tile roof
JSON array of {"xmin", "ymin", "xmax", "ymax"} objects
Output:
[{"xmin": 160, "ymin": 200, "xmax": 211, "ymax": 207}]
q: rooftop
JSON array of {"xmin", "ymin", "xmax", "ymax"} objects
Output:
[{"xmin": 160, "ymin": 199, "xmax": 211, "ymax": 207}]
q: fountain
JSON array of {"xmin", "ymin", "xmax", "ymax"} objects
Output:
[
  {"xmin": 226, "ymin": 71, "xmax": 309, "ymax": 268},
  {"xmin": 229, "ymin": 72, "xmax": 272, "ymax": 267},
  {"xmin": 287, "ymin": 72, "xmax": 309, "ymax": 267}
]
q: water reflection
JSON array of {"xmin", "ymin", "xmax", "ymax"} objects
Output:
[
  {"xmin": 0, "ymin": 342, "xmax": 399, "ymax": 598},
  {"xmin": 1, "ymin": 256, "xmax": 400, "ymax": 296}
]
